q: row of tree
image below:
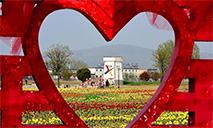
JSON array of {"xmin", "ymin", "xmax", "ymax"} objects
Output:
[
  {"xmin": 123, "ymin": 71, "xmax": 160, "ymax": 82},
  {"xmin": 139, "ymin": 71, "xmax": 160, "ymax": 81},
  {"xmin": 123, "ymin": 72, "xmax": 137, "ymax": 81}
]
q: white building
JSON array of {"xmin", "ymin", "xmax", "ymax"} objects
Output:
[
  {"xmin": 103, "ymin": 56, "xmax": 123, "ymax": 85},
  {"xmin": 88, "ymin": 67, "xmax": 104, "ymax": 79},
  {"xmin": 123, "ymin": 68, "xmax": 139, "ymax": 80},
  {"xmin": 87, "ymin": 56, "xmax": 157, "ymax": 85}
]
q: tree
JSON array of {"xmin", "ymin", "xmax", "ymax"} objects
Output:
[
  {"xmin": 152, "ymin": 40, "xmax": 200, "ymax": 81},
  {"xmin": 123, "ymin": 73, "xmax": 129, "ymax": 80},
  {"xmin": 44, "ymin": 44, "xmax": 72, "ymax": 87},
  {"xmin": 129, "ymin": 73, "xmax": 136, "ymax": 81},
  {"xmin": 61, "ymin": 68, "xmax": 73, "ymax": 80},
  {"xmin": 152, "ymin": 40, "xmax": 174, "ymax": 81},
  {"xmin": 139, "ymin": 72, "xmax": 150, "ymax": 81},
  {"xmin": 151, "ymin": 72, "xmax": 160, "ymax": 81},
  {"xmin": 191, "ymin": 44, "xmax": 200, "ymax": 59},
  {"xmin": 76, "ymin": 68, "xmax": 91, "ymax": 84},
  {"xmin": 50, "ymin": 71, "xmax": 57, "ymax": 76},
  {"xmin": 69, "ymin": 60, "xmax": 88, "ymax": 69},
  {"xmin": 123, "ymin": 72, "xmax": 137, "ymax": 81}
]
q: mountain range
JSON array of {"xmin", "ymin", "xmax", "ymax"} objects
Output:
[
  {"xmin": 72, "ymin": 44, "xmax": 213, "ymax": 69},
  {"xmin": 72, "ymin": 44, "xmax": 154, "ymax": 69}
]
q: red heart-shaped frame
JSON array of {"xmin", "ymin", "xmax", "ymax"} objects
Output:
[
  {"xmin": 1, "ymin": 0, "xmax": 212, "ymax": 128},
  {"xmin": 23, "ymin": 1, "xmax": 193, "ymax": 127}
]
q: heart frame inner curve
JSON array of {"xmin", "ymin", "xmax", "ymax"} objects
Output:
[{"xmin": 22, "ymin": 1, "xmax": 194, "ymax": 127}]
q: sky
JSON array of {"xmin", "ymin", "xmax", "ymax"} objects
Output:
[
  {"xmin": 38, "ymin": 9, "xmax": 175, "ymax": 52},
  {"xmin": 0, "ymin": 9, "xmax": 212, "ymax": 56}
]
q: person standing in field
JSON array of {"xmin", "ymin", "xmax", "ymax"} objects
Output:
[
  {"xmin": 101, "ymin": 79, "xmax": 104, "ymax": 88},
  {"xmin": 98, "ymin": 79, "xmax": 101, "ymax": 88},
  {"xmin": 106, "ymin": 79, "xmax": 109, "ymax": 88}
]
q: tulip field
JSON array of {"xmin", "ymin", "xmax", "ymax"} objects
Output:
[{"xmin": 22, "ymin": 87, "xmax": 188, "ymax": 127}]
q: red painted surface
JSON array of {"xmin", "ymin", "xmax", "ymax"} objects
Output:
[{"xmin": 0, "ymin": 0, "xmax": 212, "ymax": 127}]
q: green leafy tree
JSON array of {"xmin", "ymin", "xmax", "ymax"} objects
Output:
[
  {"xmin": 45, "ymin": 44, "xmax": 72, "ymax": 87},
  {"xmin": 123, "ymin": 72, "xmax": 136, "ymax": 81},
  {"xmin": 123, "ymin": 73, "xmax": 129, "ymax": 80},
  {"xmin": 152, "ymin": 40, "xmax": 200, "ymax": 81},
  {"xmin": 76, "ymin": 68, "xmax": 91, "ymax": 84},
  {"xmin": 191, "ymin": 44, "xmax": 200, "ymax": 59},
  {"xmin": 61, "ymin": 68, "xmax": 73, "ymax": 80},
  {"xmin": 128, "ymin": 73, "xmax": 136, "ymax": 81},
  {"xmin": 152, "ymin": 40, "xmax": 174, "ymax": 81},
  {"xmin": 50, "ymin": 71, "xmax": 57, "ymax": 76}
]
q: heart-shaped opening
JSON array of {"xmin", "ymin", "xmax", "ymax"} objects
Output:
[
  {"xmin": 20, "ymin": 9, "xmax": 194, "ymax": 127},
  {"xmin": 1, "ymin": 1, "xmax": 211, "ymax": 127}
]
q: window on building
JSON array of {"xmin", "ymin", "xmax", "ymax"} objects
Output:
[{"xmin": 96, "ymin": 75, "xmax": 98, "ymax": 78}]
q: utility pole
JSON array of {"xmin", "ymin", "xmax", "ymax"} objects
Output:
[{"xmin": 117, "ymin": 65, "xmax": 120, "ymax": 88}]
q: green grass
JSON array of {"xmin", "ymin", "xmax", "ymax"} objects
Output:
[{"xmin": 123, "ymin": 80, "xmax": 160, "ymax": 86}]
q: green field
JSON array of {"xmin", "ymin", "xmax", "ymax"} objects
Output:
[{"xmin": 123, "ymin": 80, "xmax": 160, "ymax": 86}]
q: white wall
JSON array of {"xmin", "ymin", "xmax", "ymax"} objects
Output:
[{"xmin": 103, "ymin": 57, "xmax": 123, "ymax": 84}]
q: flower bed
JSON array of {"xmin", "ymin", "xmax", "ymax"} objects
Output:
[{"xmin": 22, "ymin": 88, "xmax": 188, "ymax": 127}]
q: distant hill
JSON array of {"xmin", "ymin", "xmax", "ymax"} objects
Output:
[{"xmin": 72, "ymin": 44, "xmax": 155, "ymax": 69}]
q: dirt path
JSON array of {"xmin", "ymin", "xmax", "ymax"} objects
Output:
[
  {"xmin": 120, "ymin": 85, "xmax": 159, "ymax": 90},
  {"xmin": 121, "ymin": 84, "xmax": 188, "ymax": 91}
]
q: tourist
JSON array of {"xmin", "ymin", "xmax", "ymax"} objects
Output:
[
  {"xmin": 101, "ymin": 79, "xmax": 104, "ymax": 88},
  {"xmin": 98, "ymin": 79, "xmax": 101, "ymax": 88},
  {"xmin": 85, "ymin": 78, "xmax": 88, "ymax": 88},
  {"xmin": 106, "ymin": 79, "xmax": 109, "ymax": 88}
]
